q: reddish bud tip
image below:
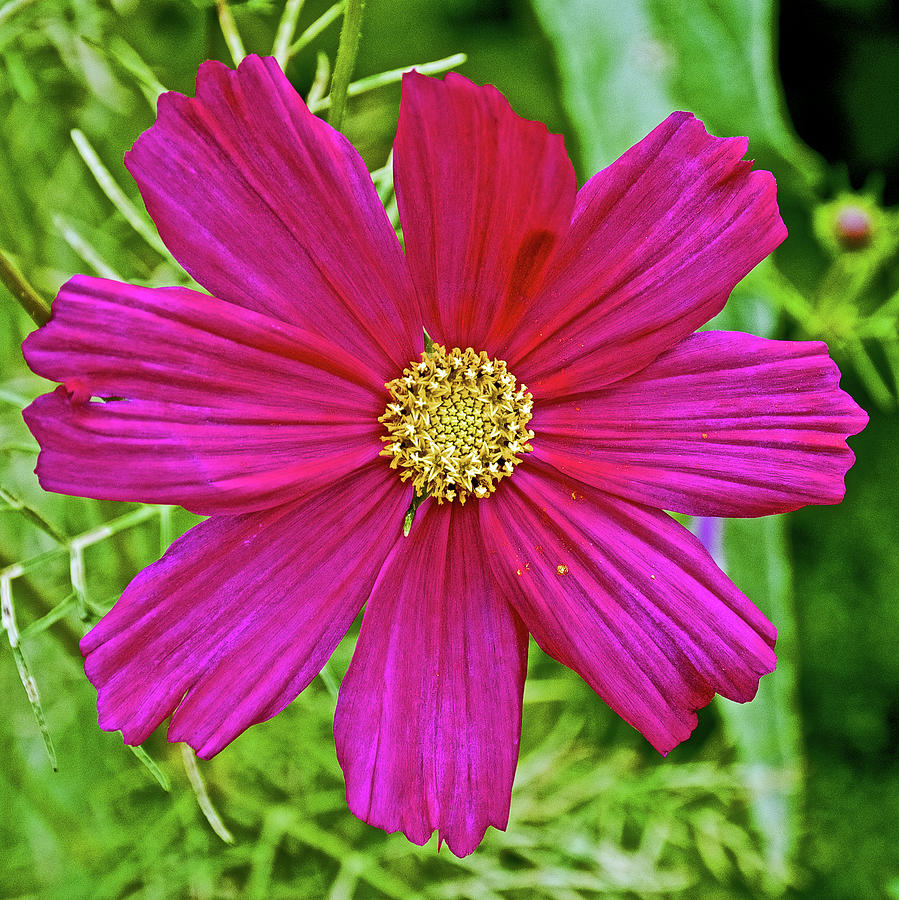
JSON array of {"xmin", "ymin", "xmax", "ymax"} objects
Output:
[{"xmin": 834, "ymin": 204, "xmax": 873, "ymax": 249}]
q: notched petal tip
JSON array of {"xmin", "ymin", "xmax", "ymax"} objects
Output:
[
  {"xmin": 196, "ymin": 54, "xmax": 234, "ymax": 82},
  {"xmin": 533, "ymin": 332, "xmax": 867, "ymax": 517},
  {"xmin": 658, "ymin": 110, "xmax": 788, "ymax": 250},
  {"xmin": 20, "ymin": 274, "xmax": 83, "ymax": 371},
  {"xmin": 640, "ymin": 578, "xmax": 778, "ymax": 758},
  {"xmin": 395, "ymin": 65, "xmax": 576, "ymax": 352},
  {"xmin": 20, "ymin": 274, "xmax": 390, "ymax": 513},
  {"xmin": 400, "ymin": 67, "xmax": 567, "ymax": 150},
  {"xmin": 126, "ymin": 48, "xmax": 419, "ymax": 367},
  {"xmin": 801, "ymin": 351, "xmax": 869, "ymax": 500},
  {"xmin": 637, "ymin": 633, "xmax": 777, "ymax": 758},
  {"xmin": 342, "ymin": 795, "xmax": 499, "ymax": 858},
  {"xmin": 335, "ymin": 504, "xmax": 525, "ymax": 859},
  {"xmin": 508, "ymin": 107, "xmax": 789, "ymax": 396},
  {"xmin": 22, "ymin": 388, "xmax": 81, "ymax": 493}
]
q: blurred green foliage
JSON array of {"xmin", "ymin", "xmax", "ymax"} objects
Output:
[
  {"xmin": 1, "ymin": 1, "xmax": 896, "ymax": 898},
  {"xmin": 532, "ymin": 0, "xmax": 818, "ymax": 181}
]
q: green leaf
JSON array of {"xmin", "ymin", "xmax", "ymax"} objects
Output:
[
  {"xmin": 532, "ymin": 0, "xmax": 821, "ymax": 185},
  {"xmin": 532, "ymin": 0, "xmax": 672, "ymax": 173},
  {"xmin": 716, "ymin": 515, "xmax": 803, "ymax": 891}
]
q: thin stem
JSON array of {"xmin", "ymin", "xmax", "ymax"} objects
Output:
[
  {"xmin": 104, "ymin": 36, "xmax": 168, "ymax": 108},
  {"xmin": 318, "ymin": 660, "xmax": 339, "ymax": 701},
  {"xmin": 0, "ymin": 486, "xmax": 67, "ymax": 544},
  {"xmin": 130, "ymin": 744, "xmax": 171, "ymax": 791},
  {"xmin": 327, "ymin": 0, "xmax": 364, "ymax": 132},
  {"xmin": 310, "ymin": 53, "xmax": 466, "ymax": 113},
  {"xmin": 287, "ymin": 0, "xmax": 344, "ymax": 62},
  {"xmin": 53, "ymin": 215, "xmax": 122, "ymax": 280},
  {"xmin": 843, "ymin": 336, "xmax": 894, "ymax": 409},
  {"xmin": 1, "ymin": 570, "xmax": 58, "ymax": 770},
  {"xmin": 70, "ymin": 129, "xmax": 170, "ymax": 258},
  {"xmin": 272, "ymin": 0, "xmax": 306, "ymax": 68},
  {"xmin": 216, "ymin": 0, "xmax": 246, "ymax": 67},
  {"xmin": 883, "ymin": 338, "xmax": 899, "ymax": 397},
  {"xmin": 369, "ymin": 149, "xmax": 394, "ymax": 201},
  {"xmin": 762, "ymin": 267, "xmax": 821, "ymax": 332},
  {"xmin": 158, "ymin": 505, "xmax": 173, "ymax": 556},
  {"xmin": 306, "ymin": 51, "xmax": 331, "ymax": 108},
  {"xmin": 863, "ymin": 283, "xmax": 899, "ymax": 332},
  {"xmin": 19, "ymin": 594, "xmax": 78, "ymax": 642},
  {"xmin": 0, "ymin": 386, "xmax": 30, "ymax": 407},
  {"xmin": 181, "ymin": 744, "xmax": 234, "ymax": 843},
  {"xmin": 0, "ymin": 246, "xmax": 50, "ymax": 325}
]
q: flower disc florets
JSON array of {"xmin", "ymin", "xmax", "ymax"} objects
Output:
[{"xmin": 379, "ymin": 345, "xmax": 534, "ymax": 504}]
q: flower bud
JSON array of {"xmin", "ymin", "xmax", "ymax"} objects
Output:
[
  {"xmin": 834, "ymin": 204, "xmax": 873, "ymax": 249},
  {"xmin": 814, "ymin": 193, "xmax": 883, "ymax": 254}
]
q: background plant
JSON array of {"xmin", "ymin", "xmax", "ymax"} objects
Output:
[{"xmin": 1, "ymin": 1, "xmax": 896, "ymax": 898}]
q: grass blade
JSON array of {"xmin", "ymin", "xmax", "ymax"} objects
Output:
[
  {"xmin": 181, "ymin": 744, "xmax": 234, "ymax": 843},
  {"xmin": 130, "ymin": 744, "xmax": 171, "ymax": 792},
  {"xmin": 2, "ymin": 568, "xmax": 58, "ymax": 770},
  {"xmin": 70, "ymin": 128, "xmax": 171, "ymax": 259}
]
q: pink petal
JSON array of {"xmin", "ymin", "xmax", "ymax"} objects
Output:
[
  {"xmin": 23, "ymin": 276, "xmax": 383, "ymax": 514},
  {"xmin": 480, "ymin": 465, "xmax": 776, "ymax": 755},
  {"xmin": 393, "ymin": 71, "xmax": 576, "ymax": 351},
  {"xmin": 504, "ymin": 112, "xmax": 788, "ymax": 398},
  {"xmin": 80, "ymin": 463, "xmax": 408, "ymax": 759},
  {"xmin": 532, "ymin": 331, "xmax": 868, "ymax": 517},
  {"xmin": 126, "ymin": 54, "xmax": 420, "ymax": 375},
  {"xmin": 334, "ymin": 501, "xmax": 528, "ymax": 856}
]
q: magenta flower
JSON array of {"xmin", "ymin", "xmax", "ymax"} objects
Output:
[{"xmin": 23, "ymin": 56, "xmax": 865, "ymax": 856}]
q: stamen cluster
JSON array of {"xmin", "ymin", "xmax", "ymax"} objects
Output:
[{"xmin": 379, "ymin": 345, "xmax": 534, "ymax": 504}]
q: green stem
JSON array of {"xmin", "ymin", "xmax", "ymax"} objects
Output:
[
  {"xmin": 306, "ymin": 51, "xmax": 331, "ymax": 108},
  {"xmin": 309, "ymin": 52, "xmax": 466, "ymax": 113},
  {"xmin": 272, "ymin": 0, "xmax": 306, "ymax": 68},
  {"xmin": 867, "ymin": 283, "xmax": 899, "ymax": 329},
  {"xmin": 762, "ymin": 267, "xmax": 821, "ymax": 333},
  {"xmin": 318, "ymin": 660, "xmax": 339, "ymax": 701},
  {"xmin": 216, "ymin": 0, "xmax": 246, "ymax": 67},
  {"xmin": 53, "ymin": 215, "xmax": 122, "ymax": 281},
  {"xmin": 327, "ymin": 0, "xmax": 364, "ymax": 132},
  {"xmin": 181, "ymin": 744, "xmax": 234, "ymax": 843},
  {"xmin": 1, "ymin": 571, "xmax": 58, "ymax": 770},
  {"xmin": 287, "ymin": 0, "xmax": 344, "ymax": 61},
  {"xmin": 0, "ymin": 247, "xmax": 50, "ymax": 325},
  {"xmin": 19, "ymin": 594, "xmax": 78, "ymax": 642},
  {"xmin": 843, "ymin": 336, "xmax": 895, "ymax": 409},
  {"xmin": 883, "ymin": 338, "xmax": 899, "ymax": 398},
  {"xmin": 131, "ymin": 744, "xmax": 171, "ymax": 792},
  {"xmin": 70, "ymin": 129, "xmax": 170, "ymax": 258},
  {"xmin": 0, "ymin": 486, "xmax": 67, "ymax": 544}
]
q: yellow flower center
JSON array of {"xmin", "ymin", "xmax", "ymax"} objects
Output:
[{"xmin": 379, "ymin": 344, "xmax": 534, "ymax": 505}]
